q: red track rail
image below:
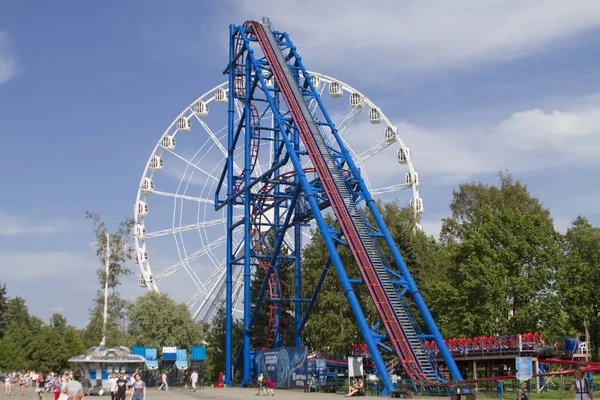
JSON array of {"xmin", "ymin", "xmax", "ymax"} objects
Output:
[
  {"xmin": 460, "ymin": 359, "xmax": 600, "ymax": 383},
  {"xmin": 250, "ymin": 21, "xmax": 432, "ymax": 384},
  {"xmin": 233, "ymin": 34, "xmax": 261, "ymax": 192}
]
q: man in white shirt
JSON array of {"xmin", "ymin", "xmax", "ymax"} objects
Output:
[
  {"xmin": 191, "ymin": 370, "xmax": 198, "ymax": 392},
  {"xmin": 109, "ymin": 373, "xmax": 118, "ymax": 400}
]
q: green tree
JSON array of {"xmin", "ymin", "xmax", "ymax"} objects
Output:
[
  {"xmin": 0, "ymin": 283, "xmax": 8, "ymax": 338},
  {"xmin": 300, "ymin": 217, "xmax": 363, "ymax": 355},
  {"xmin": 31, "ymin": 326, "xmax": 69, "ymax": 372},
  {"xmin": 557, "ymin": 216, "xmax": 600, "ymax": 358},
  {"xmin": 128, "ymin": 292, "xmax": 205, "ymax": 350},
  {"xmin": 0, "ymin": 322, "xmax": 32, "ymax": 370},
  {"xmin": 205, "ymin": 304, "xmax": 243, "ymax": 382},
  {"xmin": 63, "ymin": 326, "xmax": 86, "ymax": 361},
  {"xmin": 84, "ymin": 212, "xmax": 134, "ymax": 347},
  {"xmin": 7, "ymin": 296, "xmax": 30, "ymax": 327},
  {"xmin": 51, "ymin": 313, "xmax": 68, "ymax": 335},
  {"xmin": 435, "ymin": 172, "xmax": 563, "ymax": 337},
  {"xmin": 29, "ymin": 315, "xmax": 45, "ymax": 336}
]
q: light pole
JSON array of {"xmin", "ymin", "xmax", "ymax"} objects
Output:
[{"xmin": 99, "ymin": 231, "xmax": 129, "ymax": 347}]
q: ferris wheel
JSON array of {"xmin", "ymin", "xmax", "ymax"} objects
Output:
[{"xmin": 133, "ymin": 72, "xmax": 423, "ymax": 321}]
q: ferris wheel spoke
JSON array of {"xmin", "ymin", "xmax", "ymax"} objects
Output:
[
  {"xmin": 168, "ymin": 150, "xmax": 225, "ymax": 186},
  {"xmin": 152, "ymin": 190, "xmax": 215, "ymax": 204},
  {"xmin": 234, "ymin": 99, "xmax": 245, "ymax": 120},
  {"xmin": 154, "ymin": 233, "xmax": 229, "ymax": 283},
  {"xmin": 188, "ymin": 265, "xmax": 225, "ymax": 313},
  {"xmin": 353, "ymin": 140, "xmax": 393, "ymax": 164},
  {"xmin": 145, "ymin": 217, "xmax": 238, "ymax": 239},
  {"xmin": 370, "ymin": 183, "xmax": 410, "ymax": 196},
  {"xmin": 308, "ymin": 78, "xmax": 326, "ymax": 115},
  {"xmin": 335, "ymin": 105, "xmax": 366, "ymax": 139},
  {"xmin": 197, "ymin": 118, "xmax": 245, "ymax": 177}
]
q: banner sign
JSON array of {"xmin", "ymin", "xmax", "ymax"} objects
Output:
[
  {"xmin": 176, "ymin": 349, "xmax": 188, "ymax": 370},
  {"xmin": 145, "ymin": 348, "xmax": 158, "ymax": 370},
  {"xmin": 254, "ymin": 346, "xmax": 307, "ymax": 389},
  {"xmin": 516, "ymin": 357, "xmax": 533, "ymax": 381}
]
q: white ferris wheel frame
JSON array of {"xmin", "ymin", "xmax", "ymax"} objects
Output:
[{"xmin": 133, "ymin": 71, "xmax": 422, "ymax": 321}]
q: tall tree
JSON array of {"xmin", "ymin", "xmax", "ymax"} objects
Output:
[
  {"xmin": 31, "ymin": 326, "xmax": 69, "ymax": 372},
  {"xmin": 63, "ymin": 326, "xmax": 86, "ymax": 362},
  {"xmin": 128, "ymin": 292, "xmax": 205, "ymax": 350},
  {"xmin": 205, "ymin": 304, "xmax": 243, "ymax": 382},
  {"xmin": 435, "ymin": 172, "xmax": 563, "ymax": 337},
  {"xmin": 0, "ymin": 283, "xmax": 8, "ymax": 338},
  {"xmin": 557, "ymin": 216, "xmax": 600, "ymax": 358},
  {"xmin": 300, "ymin": 215, "xmax": 366, "ymax": 356},
  {"xmin": 7, "ymin": 296, "xmax": 30, "ymax": 327},
  {"xmin": 51, "ymin": 313, "xmax": 68, "ymax": 335},
  {"xmin": 84, "ymin": 212, "xmax": 134, "ymax": 347},
  {"xmin": 0, "ymin": 322, "xmax": 32, "ymax": 370}
]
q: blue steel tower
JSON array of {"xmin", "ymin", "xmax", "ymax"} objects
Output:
[{"xmin": 215, "ymin": 18, "xmax": 463, "ymax": 395}]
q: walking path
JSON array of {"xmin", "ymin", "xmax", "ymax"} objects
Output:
[{"xmin": 12, "ymin": 386, "xmax": 347, "ymax": 400}]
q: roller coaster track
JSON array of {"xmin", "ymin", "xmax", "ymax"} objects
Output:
[
  {"xmin": 249, "ymin": 169, "xmax": 314, "ymax": 349},
  {"xmin": 233, "ymin": 28, "xmax": 281, "ymax": 349},
  {"xmin": 250, "ymin": 20, "xmax": 441, "ymax": 384}
]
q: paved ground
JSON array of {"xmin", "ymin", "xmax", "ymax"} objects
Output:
[{"xmin": 9, "ymin": 386, "xmax": 351, "ymax": 400}]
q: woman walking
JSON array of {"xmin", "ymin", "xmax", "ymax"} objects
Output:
[
  {"xmin": 572, "ymin": 369, "xmax": 593, "ymax": 400},
  {"xmin": 130, "ymin": 374, "xmax": 145, "ymax": 400}
]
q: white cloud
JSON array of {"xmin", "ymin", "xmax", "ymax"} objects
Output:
[
  {"xmin": 378, "ymin": 100, "xmax": 600, "ymax": 183},
  {"xmin": 0, "ymin": 32, "xmax": 17, "ymax": 84},
  {"xmin": 232, "ymin": 0, "xmax": 600, "ymax": 73},
  {"xmin": 0, "ymin": 213, "xmax": 80, "ymax": 236},
  {"xmin": 0, "ymin": 250, "xmax": 96, "ymax": 281},
  {"xmin": 496, "ymin": 106, "xmax": 600, "ymax": 158}
]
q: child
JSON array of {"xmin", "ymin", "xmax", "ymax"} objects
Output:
[{"xmin": 266, "ymin": 378, "xmax": 274, "ymax": 396}]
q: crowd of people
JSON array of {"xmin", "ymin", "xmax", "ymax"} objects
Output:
[
  {"xmin": 0, "ymin": 371, "xmax": 84, "ymax": 400},
  {"xmin": 425, "ymin": 332, "xmax": 544, "ymax": 354}
]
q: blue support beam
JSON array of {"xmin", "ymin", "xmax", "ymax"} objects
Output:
[{"xmin": 219, "ymin": 19, "xmax": 461, "ymax": 394}]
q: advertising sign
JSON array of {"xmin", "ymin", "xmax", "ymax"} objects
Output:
[
  {"xmin": 516, "ymin": 357, "xmax": 533, "ymax": 381},
  {"xmin": 254, "ymin": 346, "xmax": 308, "ymax": 389}
]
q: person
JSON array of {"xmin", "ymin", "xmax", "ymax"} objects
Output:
[
  {"xmin": 108, "ymin": 374, "xmax": 118, "ymax": 400},
  {"xmin": 63, "ymin": 372, "xmax": 83, "ymax": 400},
  {"xmin": 19, "ymin": 373, "xmax": 26, "ymax": 397},
  {"xmin": 190, "ymin": 370, "xmax": 198, "ymax": 392},
  {"xmin": 266, "ymin": 377, "xmax": 274, "ymax": 396},
  {"xmin": 306, "ymin": 375, "xmax": 317, "ymax": 393},
  {"xmin": 216, "ymin": 372, "xmax": 225, "ymax": 389},
  {"xmin": 130, "ymin": 374, "xmax": 145, "ymax": 400},
  {"xmin": 157, "ymin": 372, "xmax": 168, "ymax": 391},
  {"xmin": 52, "ymin": 374, "xmax": 62, "ymax": 400},
  {"xmin": 572, "ymin": 369, "xmax": 593, "ymax": 400},
  {"xmin": 256, "ymin": 373, "xmax": 264, "ymax": 395},
  {"xmin": 115, "ymin": 374, "xmax": 128, "ymax": 400},
  {"xmin": 37, "ymin": 372, "xmax": 46, "ymax": 400},
  {"xmin": 517, "ymin": 381, "xmax": 528, "ymax": 400},
  {"xmin": 346, "ymin": 378, "xmax": 363, "ymax": 397}
]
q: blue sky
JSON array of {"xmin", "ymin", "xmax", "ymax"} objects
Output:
[{"xmin": 1, "ymin": 1, "xmax": 599, "ymax": 329}]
